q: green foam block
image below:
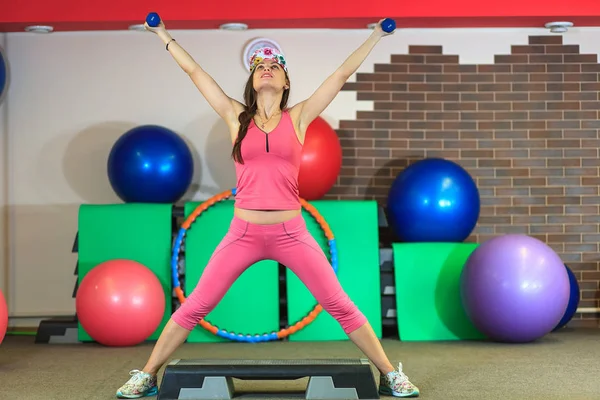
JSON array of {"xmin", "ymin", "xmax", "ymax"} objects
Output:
[
  {"xmin": 285, "ymin": 200, "xmax": 382, "ymax": 341},
  {"xmin": 392, "ymin": 242, "xmax": 485, "ymax": 341},
  {"xmin": 183, "ymin": 200, "xmax": 279, "ymax": 343},
  {"xmin": 77, "ymin": 204, "xmax": 173, "ymax": 342}
]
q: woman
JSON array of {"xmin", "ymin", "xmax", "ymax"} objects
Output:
[{"xmin": 116, "ymin": 18, "xmax": 419, "ymax": 399}]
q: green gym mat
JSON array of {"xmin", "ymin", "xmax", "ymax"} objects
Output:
[
  {"xmin": 183, "ymin": 200, "xmax": 279, "ymax": 343},
  {"xmin": 392, "ymin": 242, "xmax": 485, "ymax": 341},
  {"xmin": 77, "ymin": 204, "xmax": 173, "ymax": 342},
  {"xmin": 285, "ymin": 200, "xmax": 382, "ymax": 342}
]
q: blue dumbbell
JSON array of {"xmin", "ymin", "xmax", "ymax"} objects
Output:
[
  {"xmin": 146, "ymin": 12, "xmax": 161, "ymax": 27},
  {"xmin": 381, "ymin": 18, "xmax": 396, "ymax": 33}
]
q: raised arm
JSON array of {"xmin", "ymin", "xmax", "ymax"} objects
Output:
[
  {"xmin": 146, "ymin": 21, "xmax": 244, "ymax": 127},
  {"xmin": 292, "ymin": 19, "xmax": 394, "ymax": 137}
]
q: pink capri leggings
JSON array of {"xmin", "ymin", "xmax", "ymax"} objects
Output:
[{"xmin": 172, "ymin": 213, "xmax": 367, "ymax": 334}]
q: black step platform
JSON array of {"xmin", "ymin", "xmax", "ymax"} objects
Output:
[
  {"xmin": 35, "ymin": 316, "xmax": 79, "ymax": 344},
  {"xmin": 158, "ymin": 358, "xmax": 380, "ymax": 400}
]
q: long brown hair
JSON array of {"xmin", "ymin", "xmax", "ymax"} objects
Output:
[{"xmin": 231, "ymin": 69, "xmax": 290, "ymax": 164}]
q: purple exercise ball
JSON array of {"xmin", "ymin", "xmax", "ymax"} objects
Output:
[{"xmin": 460, "ymin": 234, "xmax": 570, "ymax": 343}]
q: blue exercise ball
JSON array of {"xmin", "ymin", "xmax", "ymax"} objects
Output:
[
  {"xmin": 107, "ymin": 125, "xmax": 194, "ymax": 203},
  {"xmin": 386, "ymin": 158, "xmax": 480, "ymax": 242},
  {"xmin": 553, "ymin": 264, "xmax": 580, "ymax": 331},
  {"xmin": 0, "ymin": 46, "xmax": 7, "ymax": 104}
]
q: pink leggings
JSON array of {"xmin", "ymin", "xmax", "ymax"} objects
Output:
[{"xmin": 172, "ymin": 214, "xmax": 367, "ymax": 334}]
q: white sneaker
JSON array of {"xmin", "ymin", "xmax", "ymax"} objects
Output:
[
  {"xmin": 116, "ymin": 369, "xmax": 158, "ymax": 398},
  {"xmin": 379, "ymin": 362, "xmax": 420, "ymax": 397}
]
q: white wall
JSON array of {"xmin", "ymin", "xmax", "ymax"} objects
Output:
[
  {"xmin": 0, "ymin": 33, "xmax": 7, "ymax": 301},
  {"xmin": 4, "ymin": 26, "xmax": 599, "ymax": 320}
]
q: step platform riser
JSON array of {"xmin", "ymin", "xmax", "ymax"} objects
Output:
[{"xmin": 157, "ymin": 359, "xmax": 380, "ymax": 400}]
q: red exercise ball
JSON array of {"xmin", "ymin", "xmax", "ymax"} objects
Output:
[
  {"xmin": 298, "ymin": 116, "xmax": 342, "ymax": 200},
  {"xmin": 0, "ymin": 289, "xmax": 7, "ymax": 345},
  {"xmin": 76, "ymin": 259, "xmax": 165, "ymax": 347}
]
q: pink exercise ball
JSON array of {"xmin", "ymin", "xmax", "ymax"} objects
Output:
[
  {"xmin": 76, "ymin": 259, "xmax": 165, "ymax": 347},
  {"xmin": 0, "ymin": 289, "xmax": 7, "ymax": 345}
]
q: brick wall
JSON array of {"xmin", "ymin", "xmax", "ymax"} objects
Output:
[{"xmin": 333, "ymin": 34, "xmax": 600, "ymax": 327}]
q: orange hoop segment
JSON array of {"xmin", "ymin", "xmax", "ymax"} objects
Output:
[{"xmin": 171, "ymin": 189, "xmax": 338, "ymax": 342}]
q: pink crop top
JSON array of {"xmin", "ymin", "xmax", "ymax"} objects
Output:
[{"xmin": 234, "ymin": 110, "xmax": 303, "ymax": 210}]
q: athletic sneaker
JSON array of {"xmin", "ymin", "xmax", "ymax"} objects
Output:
[
  {"xmin": 379, "ymin": 362, "xmax": 420, "ymax": 398},
  {"xmin": 116, "ymin": 370, "xmax": 158, "ymax": 398}
]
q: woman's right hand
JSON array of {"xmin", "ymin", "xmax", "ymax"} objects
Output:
[{"xmin": 144, "ymin": 20, "xmax": 166, "ymax": 34}]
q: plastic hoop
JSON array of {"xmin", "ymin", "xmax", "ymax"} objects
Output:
[{"xmin": 171, "ymin": 188, "xmax": 338, "ymax": 342}]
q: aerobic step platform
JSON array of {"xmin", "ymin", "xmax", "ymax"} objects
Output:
[{"xmin": 158, "ymin": 358, "xmax": 379, "ymax": 400}]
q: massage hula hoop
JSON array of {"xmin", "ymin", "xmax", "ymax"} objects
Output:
[{"xmin": 171, "ymin": 188, "xmax": 338, "ymax": 343}]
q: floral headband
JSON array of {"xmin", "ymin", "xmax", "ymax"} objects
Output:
[{"xmin": 249, "ymin": 47, "xmax": 288, "ymax": 73}]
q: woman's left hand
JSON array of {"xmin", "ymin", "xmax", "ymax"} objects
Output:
[{"xmin": 372, "ymin": 18, "xmax": 395, "ymax": 38}]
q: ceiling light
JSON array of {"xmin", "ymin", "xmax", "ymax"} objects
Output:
[
  {"xmin": 24, "ymin": 25, "xmax": 54, "ymax": 33},
  {"xmin": 544, "ymin": 21, "xmax": 574, "ymax": 33},
  {"xmin": 220, "ymin": 23, "xmax": 248, "ymax": 31}
]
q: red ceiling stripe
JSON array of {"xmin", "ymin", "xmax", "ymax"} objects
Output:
[{"xmin": 2, "ymin": 0, "xmax": 599, "ymax": 32}]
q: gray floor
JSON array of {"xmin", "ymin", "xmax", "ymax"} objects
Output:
[{"xmin": 1, "ymin": 328, "xmax": 599, "ymax": 400}]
